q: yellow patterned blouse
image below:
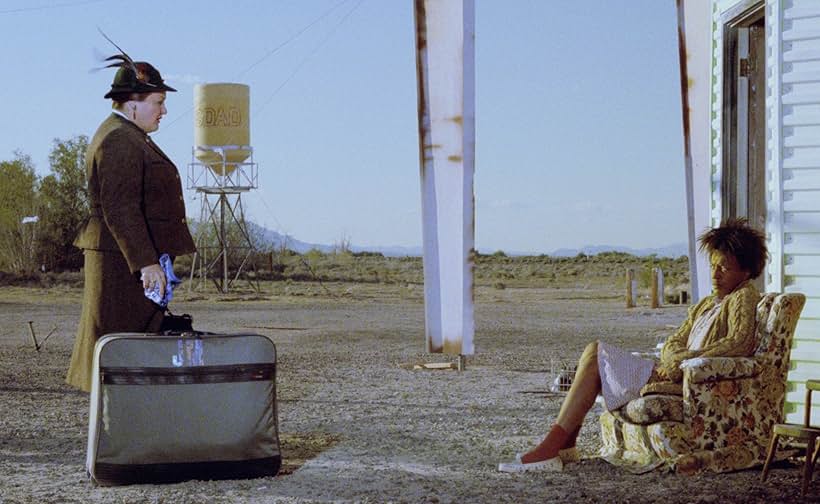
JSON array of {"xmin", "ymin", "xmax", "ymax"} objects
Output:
[{"xmin": 658, "ymin": 279, "xmax": 760, "ymax": 382}]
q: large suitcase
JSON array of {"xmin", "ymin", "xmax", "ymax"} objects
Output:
[{"xmin": 86, "ymin": 331, "xmax": 281, "ymax": 485}]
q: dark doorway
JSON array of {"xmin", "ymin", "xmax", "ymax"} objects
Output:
[{"xmin": 721, "ymin": 2, "xmax": 766, "ymax": 289}]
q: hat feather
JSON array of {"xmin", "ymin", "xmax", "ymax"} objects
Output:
[
  {"xmin": 102, "ymin": 54, "xmax": 132, "ymax": 69},
  {"xmin": 95, "ymin": 28, "xmax": 170, "ymax": 96},
  {"xmin": 97, "ymin": 28, "xmax": 136, "ymax": 68},
  {"xmin": 94, "ymin": 27, "xmax": 145, "ymax": 82}
]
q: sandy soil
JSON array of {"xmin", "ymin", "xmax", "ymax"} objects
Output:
[{"xmin": 0, "ymin": 283, "xmax": 815, "ymax": 503}]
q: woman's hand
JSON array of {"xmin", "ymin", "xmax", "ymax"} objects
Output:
[
  {"xmin": 650, "ymin": 365, "xmax": 669, "ymax": 382},
  {"xmin": 140, "ymin": 263, "xmax": 166, "ymax": 300},
  {"xmin": 654, "ymin": 360, "xmax": 683, "ymax": 383}
]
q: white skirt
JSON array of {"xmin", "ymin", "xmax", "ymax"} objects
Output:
[{"xmin": 597, "ymin": 341, "xmax": 656, "ymax": 411}]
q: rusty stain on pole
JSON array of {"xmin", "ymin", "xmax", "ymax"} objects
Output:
[
  {"xmin": 676, "ymin": 0, "xmax": 712, "ymax": 302},
  {"xmin": 677, "ymin": 0, "xmax": 698, "ymax": 303},
  {"xmin": 414, "ymin": 0, "xmax": 475, "ymax": 356}
]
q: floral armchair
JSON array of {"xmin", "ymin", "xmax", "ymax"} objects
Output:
[{"xmin": 599, "ymin": 292, "xmax": 806, "ymax": 474}]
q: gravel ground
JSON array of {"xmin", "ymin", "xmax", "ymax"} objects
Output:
[{"xmin": 0, "ymin": 283, "xmax": 816, "ymax": 503}]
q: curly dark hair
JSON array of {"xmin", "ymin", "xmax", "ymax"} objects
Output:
[{"xmin": 698, "ymin": 218, "xmax": 768, "ymax": 279}]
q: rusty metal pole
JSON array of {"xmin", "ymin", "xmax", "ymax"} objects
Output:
[
  {"xmin": 414, "ymin": 0, "xmax": 476, "ymax": 357},
  {"xmin": 677, "ymin": 0, "xmax": 714, "ymax": 303}
]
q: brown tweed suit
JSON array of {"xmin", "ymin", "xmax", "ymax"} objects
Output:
[{"xmin": 66, "ymin": 113, "xmax": 196, "ymax": 392}]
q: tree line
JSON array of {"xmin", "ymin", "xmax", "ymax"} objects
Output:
[
  {"xmin": 0, "ymin": 136, "xmax": 273, "ymax": 276},
  {"xmin": 0, "ymin": 136, "xmax": 90, "ymax": 273}
]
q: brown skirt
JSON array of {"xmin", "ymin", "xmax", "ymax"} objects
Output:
[{"xmin": 66, "ymin": 250, "xmax": 164, "ymax": 392}]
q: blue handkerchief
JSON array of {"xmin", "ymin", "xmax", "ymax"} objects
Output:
[{"xmin": 144, "ymin": 253, "xmax": 181, "ymax": 308}]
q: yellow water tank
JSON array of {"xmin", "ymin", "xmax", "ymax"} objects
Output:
[{"xmin": 193, "ymin": 83, "xmax": 251, "ymax": 175}]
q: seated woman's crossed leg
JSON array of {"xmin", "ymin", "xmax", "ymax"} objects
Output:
[{"xmin": 499, "ymin": 218, "xmax": 768, "ymax": 473}]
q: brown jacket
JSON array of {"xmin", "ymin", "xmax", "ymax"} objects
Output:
[
  {"xmin": 74, "ymin": 113, "xmax": 195, "ymax": 271},
  {"xmin": 67, "ymin": 113, "xmax": 196, "ymax": 392}
]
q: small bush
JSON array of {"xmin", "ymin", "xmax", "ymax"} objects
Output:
[{"xmin": 352, "ymin": 251, "xmax": 384, "ymax": 258}]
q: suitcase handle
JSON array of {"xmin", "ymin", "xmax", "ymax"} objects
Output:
[{"xmin": 160, "ymin": 330, "xmax": 217, "ymax": 337}]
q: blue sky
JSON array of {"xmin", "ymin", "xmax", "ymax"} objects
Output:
[{"xmin": 0, "ymin": 0, "xmax": 685, "ymax": 254}]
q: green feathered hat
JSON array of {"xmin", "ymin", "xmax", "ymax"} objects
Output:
[{"xmin": 98, "ymin": 30, "xmax": 176, "ymax": 99}]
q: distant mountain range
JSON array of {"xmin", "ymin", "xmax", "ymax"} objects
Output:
[
  {"xmin": 245, "ymin": 223, "xmax": 688, "ymax": 258},
  {"xmin": 548, "ymin": 243, "xmax": 689, "ymax": 258},
  {"xmin": 249, "ymin": 223, "xmax": 424, "ymax": 257}
]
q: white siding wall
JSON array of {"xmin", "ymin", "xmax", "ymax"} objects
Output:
[
  {"xmin": 710, "ymin": 0, "xmax": 820, "ymax": 425},
  {"xmin": 778, "ymin": 0, "xmax": 820, "ymax": 425},
  {"xmin": 711, "ymin": 2, "xmax": 726, "ymax": 230}
]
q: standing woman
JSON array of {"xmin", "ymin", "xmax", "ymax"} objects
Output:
[{"xmin": 66, "ymin": 46, "xmax": 196, "ymax": 392}]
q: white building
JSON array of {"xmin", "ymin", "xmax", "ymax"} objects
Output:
[{"xmin": 679, "ymin": 0, "xmax": 820, "ymax": 424}]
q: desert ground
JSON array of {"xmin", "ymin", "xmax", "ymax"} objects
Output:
[{"xmin": 0, "ymin": 278, "xmax": 816, "ymax": 503}]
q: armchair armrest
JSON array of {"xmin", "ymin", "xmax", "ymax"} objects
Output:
[{"xmin": 680, "ymin": 357, "xmax": 760, "ymax": 384}]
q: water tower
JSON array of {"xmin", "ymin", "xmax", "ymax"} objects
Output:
[{"xmin": 187, "ymin": 83, "xmax": 259, "ymax": 293}]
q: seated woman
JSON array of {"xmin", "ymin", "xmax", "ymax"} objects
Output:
[{"xmin": 498, "ymin": 218, "xmax": 768, "ymax": 473}]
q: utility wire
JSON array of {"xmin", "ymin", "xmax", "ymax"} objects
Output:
[
  {"xmin": 0, "ymin": 0, "xmax": 104, "ymax": 14},
  {"xmin": 178, "ymin": 0, "xmax": 365, "ymax": 256},
  {"xmin": 235, "ymin": 0, "xmax": 352, "ymax": 80},
  {"xmin": 253, "ymin": 0, "xmax": 364, "ymax": 117},
  {"xmin": 162, "ymin": 0, "xmax": 355, "ymax": 130},
  {"xmin": 243, "ymin": 0, "xmax": 364, "ymax": 252},
  {"xmin": 255, "ymin": 194, "xmax": 287, "ymax": 240}
]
